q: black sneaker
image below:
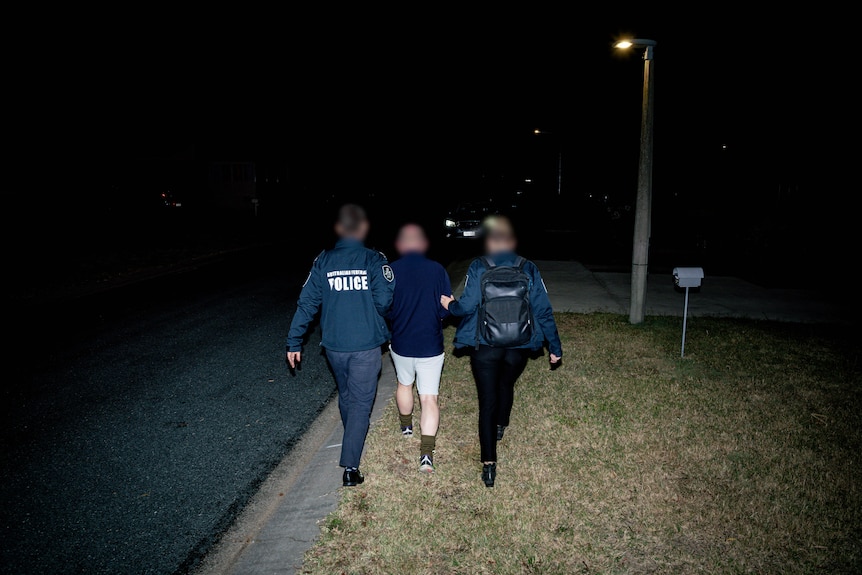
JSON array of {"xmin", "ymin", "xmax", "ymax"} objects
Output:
[
  {"xmin": 482, "ymin": 463, "xmax": 496, "ymax": 487},
  {"xmin": 496, "ymin": 425, "xmax": 507, "ymax": 441},
  {"xmin": 343, "ymin": 467, "xmax": 364, "ymax": 487},
  {"xmin": 419, "ymin": 454, "xmax": 434, "ymax": 473},
  {"xmin": 401, "ymin": 425, "xmax": 413, "ymax": 438}
]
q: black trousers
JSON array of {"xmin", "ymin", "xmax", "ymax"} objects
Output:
[{"xmin": 470, "ymin": 345, "xmax": 529, "ymax": 462}]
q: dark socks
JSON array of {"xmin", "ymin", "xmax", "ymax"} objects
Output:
[
  {"xmin": 420, "ymin": 434, "xmax": 436, "ymax": 457},
  {"xmin": 399, "ymin": 413, "xmax": 413, "ymax": 428}
]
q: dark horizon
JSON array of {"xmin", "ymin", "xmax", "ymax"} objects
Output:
[{"xmin": 15, "ymin": 9, "xmax": 851, "ymax": 289}]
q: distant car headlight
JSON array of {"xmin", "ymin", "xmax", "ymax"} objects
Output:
[{"xmin": 444, "ymin": 219, "xmax": 457, "ymax": 228}]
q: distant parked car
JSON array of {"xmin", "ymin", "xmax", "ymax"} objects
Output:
[
  {"xmin": 444, "ymin": 200, "xmax": 497, "ymax": 239},
  {"xmin": 160, "ymin": 190, "xmax": 183, "ymax": 208}
]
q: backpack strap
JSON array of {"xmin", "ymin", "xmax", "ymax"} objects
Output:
[{"xmin": 515, "ymin": 256, "xmax": 532, "ymax": 290}]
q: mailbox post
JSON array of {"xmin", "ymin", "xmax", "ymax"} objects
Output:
[{"xmin": 673, "ymin": 267, "xmax": 704, "ymax": 357}]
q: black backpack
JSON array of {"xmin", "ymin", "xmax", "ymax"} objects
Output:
[{"xmin": 476, "ymin": 255, "xmax": 534, "ymax": 348}]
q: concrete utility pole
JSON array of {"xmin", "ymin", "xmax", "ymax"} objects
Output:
[
  {"xmin": 557, "ymin": 150, "xmax": 562, "ymax": 196},
  {"xmin": 616, "ymin": 39, "xmax": 657, "ymax": 324},
  {"xmin": 532, "ymin": 129, "xmax": 562, "ymax": 197}
]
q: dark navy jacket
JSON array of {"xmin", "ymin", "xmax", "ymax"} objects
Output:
[
  {"xmin": 448, "ymin": 251, "xmax": 563, "ymax": 357},
  {"xmin": 286, "ymin": 238, "xmax": 395, "ymax": 353},
  {"xmin": 387, "ymin": 252, "xmax": 451, "ymax": 358}
]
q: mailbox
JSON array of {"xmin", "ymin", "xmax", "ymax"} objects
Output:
[
  {"xmin": 673, "ymin": 267, "xmax": 704, "ymax": 288},
  {"xmin": 673, "ymin": 267, "xmax": 704, "ymax": 357}
]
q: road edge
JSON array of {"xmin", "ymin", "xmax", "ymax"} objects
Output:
[
  {"xmin": 191, "ymin": 353, "xmax": 398, "ymax": 575},
  {"xmin": 188, "ymin": 391, "xmax": 342, "ymax": 575}
]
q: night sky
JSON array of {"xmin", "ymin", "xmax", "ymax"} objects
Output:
[{"xmin": 15, "ymin": 8, "xmax": 850, "ymax": 276}]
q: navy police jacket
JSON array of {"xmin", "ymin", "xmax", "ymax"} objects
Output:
[
  {"xmin": 286, "ymin": 238, "xmax": 395, "ymax": 353},
  {"xmin": 448, "ymin": 251, "xmax": 563, "ymax": 357}
]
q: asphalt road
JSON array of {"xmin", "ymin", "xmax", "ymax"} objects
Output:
[{"xmin": 2, "ymin": 247, "xmax": 338, "ymax": 575}]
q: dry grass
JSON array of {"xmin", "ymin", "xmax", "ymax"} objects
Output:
[{"xmin": 301, "ymin": 314, "xmax": 862, "ymax": 574}]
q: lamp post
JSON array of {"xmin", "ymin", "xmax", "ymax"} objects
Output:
[
  {"xmin": 533, "ymin": 129, "xmax": 562, "ymax": 196},
  {"xmin": 615, "ymin": 38, "xmax": 656, "ymax": 324}
]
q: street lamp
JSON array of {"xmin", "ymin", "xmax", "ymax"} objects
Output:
[
  {"xmin": 533, "ymin": 129, "xmax": 562, "ymax": 196},
  {"xmin": 615, "ymin": 38, "xmax": 657, "ymax": 324}
]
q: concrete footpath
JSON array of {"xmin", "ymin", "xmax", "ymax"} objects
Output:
[
  {"xmin": 192, "ymin": 261, "xmax": 854, "ymax": 575},
  {"xmin": 531, "ymin": 261, "xmax": 852, "ymax": 325}
]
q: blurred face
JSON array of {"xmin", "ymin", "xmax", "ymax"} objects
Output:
[
  {"xmin": 485, "ymin": 235, "xmax": 516, "ymax": 254},
  {"xmin": 482, "ymin": 215, "xmax": 516, "ymax": 253},
  {"xmin": 395, "ymin": 224, "xmax": 428, "ymax": 255}
]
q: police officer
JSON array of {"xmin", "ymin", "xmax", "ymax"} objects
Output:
[
  {"xmin": 441, "ymin": 214, "xmax": 562, "ymax": 487},
  {"xmin": 286, "ymin": 204, "xmax": 395, "ymax": 487}
]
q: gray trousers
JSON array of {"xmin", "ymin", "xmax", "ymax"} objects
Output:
[{"xmin": 325, "ymin": 347, "xmax": 381, "ymax": 468}]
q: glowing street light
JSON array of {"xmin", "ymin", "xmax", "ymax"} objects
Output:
[{"xmin": 615, "ymin": 37, "xmax": 657, "ymax": 324}]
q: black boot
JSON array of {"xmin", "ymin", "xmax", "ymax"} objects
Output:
[
  {"xmin": 482, "ymin": 463, "xmax": 496, "ymax": 487},
  {"xmin": 343, "ymin": 467, "xmax": 364, "ymax": 487}
]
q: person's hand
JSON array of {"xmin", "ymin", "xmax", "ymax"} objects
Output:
[
  {"xmin": 440, "ymin": 294, "xmax": 455, "ymax": 310},
  {"xmin": 549, "ymin": 353, "xmax": 561, "ymax": 371},
  {"xmin": 286, "ymin": 351, "xmax": 301, "ymax": 369},
  {"xmin": 550, "ymin": 354, "xmax": 561, "ymax": 364}
]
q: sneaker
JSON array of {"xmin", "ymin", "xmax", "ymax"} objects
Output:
[
  {"xmin": 401, "ymin": 425, "xmax": 413, "ymax": 437},
  {"xmin": 419, "ymin": 454, "xmax": 434, "ymax": 473},
  {"xmin": 482, "ymin": 462, "xmax": 496, "ymax": 487},
  {"xmin": 496, "ymin": 425, "xmax": 507, "ymax": 441},
  {"xmin": 343, "ymin": 467, "xmax": 364, "ymax": 487}
]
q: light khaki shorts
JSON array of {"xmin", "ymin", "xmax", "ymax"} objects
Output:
[{"xmin": 389, "ymin": 346, "xmax": 445, "ymax": 396}]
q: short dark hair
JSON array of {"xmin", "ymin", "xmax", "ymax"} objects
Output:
[{"xmin": 336, "ymin": 203, "xmax": 368, "ymax": 234}]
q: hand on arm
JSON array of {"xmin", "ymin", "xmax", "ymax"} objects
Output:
[
  {"xmin": 440, "ymin": 294, "xmax": 455, "ymax": 310},
  {"xmin": 438, "ymin": 270, "xmax": 453, "ymax": 318}
]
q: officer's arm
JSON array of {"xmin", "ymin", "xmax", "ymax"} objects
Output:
[
  {"xmin": 286, "ymin": 258, "xmax": 324, "ymax": 352},
  {"xmin": 448, "ymin": 260, "xmax": 481, "ymax": 317},
  {"xmin": 528, "ymin": 264, "xmax": 563, "ymax": 358},
  {"xmin": 370, "ymin": 253, "xmax": 395, "ymax": 316}
]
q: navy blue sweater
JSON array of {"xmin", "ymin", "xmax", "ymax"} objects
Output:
[
  {"xmin": 286, "ymin": 238, "xmax": 395, "ymax": 353},
  {"xmin": 387, "ymin": 252, "xmax": 452, "ymax": 358}
]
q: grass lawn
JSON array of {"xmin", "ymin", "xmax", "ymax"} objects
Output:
[{"xmin": 300, "ymin": 314, "xmax": 861, "ymax": 575}]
